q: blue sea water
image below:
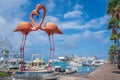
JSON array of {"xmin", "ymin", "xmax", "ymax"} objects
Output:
[
  {"xmin": 53, "ymin": 61, "xmax": 98, "ymax": 74},
  {"xmin": 53, "ymin": 61, "xmax": 69, "ymax": 69},
  {"xmin": 77, "ymin": 65, "xmax": 98, "ymax": 74}
]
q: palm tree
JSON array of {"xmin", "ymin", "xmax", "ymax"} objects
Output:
[
  {"xmin": 108, "ymin": 44, "xmax": 116, "ymax": 63},
  {"xmin": 110, "ymin": 33, "xmax": 117, "ymax": 42},
  {"xmin": 107, "ymin": 0, "xmax": 120, "ymax": 64}
]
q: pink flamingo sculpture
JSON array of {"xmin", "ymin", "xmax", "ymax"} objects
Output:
[
  {"xmin": 14, "ymin": 9, "xmax": 40, "ymax": 71},
  {"xmin": 36, "ymin": 4, "xmax": 63, "ymax": 69}
]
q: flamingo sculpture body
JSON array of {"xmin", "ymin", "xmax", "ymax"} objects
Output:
[
  {"xmin": 14, "ymin": 9, "xmax": 39, "ymax": 71},
  {"xmin": 36, "ymin": 4, "xmax": 63, "ymax": 69}
]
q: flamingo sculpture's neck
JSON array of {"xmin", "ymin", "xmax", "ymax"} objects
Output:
[
  {"xmin": 36, "ymin": 4, "xmax": 46, "ymax": 30},
  {"xmin": 30, "ymin": 11, "xmax": 40, "ymax": 31}
]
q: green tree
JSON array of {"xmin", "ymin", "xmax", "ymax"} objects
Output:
[
  {"xmin": 108, "ymin": 44, "xmax": 116, "ymax": 63},
  {"xmin": 107, "ymin": 0, "xmax": 120, "ymax": 63}
]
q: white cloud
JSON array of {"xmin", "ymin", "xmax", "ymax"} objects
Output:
[
  {"xmin": 46, "ymin": 0, "xmax": 55, "ymax": 12},
  {"xmin": 0, "ymin": 0, "xmax": 30, "ymax": 19},
  {"xmin": 83, "ymin": 30, "xmax": 106, "ymax": 40},
  {"xmin": 59, "ymin": 21, "xmax": 80, "ymax": 30},
  {"xmin": 62, "ymin": 2, "xmax": 110, "ymax": 30},
  {"xmin": 64, "ymin": 10, "xmax": 83, "ymax": 19},
  {"xmin": 82, "ymin": 15, "xmax": 110, "ymax": 29},
  {"xmin": 44, "ymin": 15, "xmax": 59, "ymax": 23},
  {"xmin": 42, "ymin": 14, "xmax": 110, "ymax": 33},
  {"xmin": 57, "ymin": 34, "xmax": 81, "ymax": 49},
  {"xmin": 64, "ymin": 4, "xmax": 85, "ymax": 19},
  {"xmin": 99, "ymin": 15, "xmax": 110, "ymax": 25},
  {"xmin": 0, "ymin": 0, "xmax": 29, "ymax": 10},
  {"xmin": 80, "ymin": 30, "xmax": 111, "ymax": 44},
  {"xmin": 64, "ymin": 4, "xmax": 84, "ymax": 19},
  {"xmin": 74, "ymin": 4, "xmax": 83, "ymax": 10},
  {"xmin": 60, "ymin": 15, "xmax": 110, "ymax": 30}
]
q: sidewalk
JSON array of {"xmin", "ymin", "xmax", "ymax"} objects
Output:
[{"xmin": 88, "ymin": 63, "xmax": 120, "ymax": 80}]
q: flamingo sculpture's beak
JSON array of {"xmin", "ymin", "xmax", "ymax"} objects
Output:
[
  {"xmin": 37, "ymin": 10, "xmax": 40, "ymax": 14},
  {"xmin": 36, "ymin": 9, "xmax": 40, "ymax": 19}
]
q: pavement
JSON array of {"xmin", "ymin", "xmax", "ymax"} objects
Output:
[{"xmin": 87, "ymin": 63, "xmax": 120, "ymax": 80}]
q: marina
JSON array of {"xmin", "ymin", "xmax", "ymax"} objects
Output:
[
  {"xmin": 1, "ymin": 0, "xmax": 120, "ymax": 80},
  {"xmin": 0, "ymin": 40, "xmax": 108, "ymax": 80},
  {"xmin": 0, "ymin": 43, "xmax": 106, "ymax": 79},
  {"xmin": 0, "ymin": 39, "xmax": 107, "ymax": 79}
]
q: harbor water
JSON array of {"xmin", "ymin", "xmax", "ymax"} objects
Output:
[
  {"xmin": 77, "ymin": 65, "xmax": 98, "ymax": 74},
  {"xmin": 53, "ymin": 61, "xmax": 98, "ymax": 74}
]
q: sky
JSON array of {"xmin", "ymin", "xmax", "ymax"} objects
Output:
[{"xmin": 0, "ymin": 0, "xmax": 112, "ymax": 61}]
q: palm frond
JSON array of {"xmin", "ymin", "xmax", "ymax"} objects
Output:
[
  {"xmin": 107, "ymin": 17, "xmax": 117, "ymax": 29},
  {"xmin": 110, "ymin": 33, "xmax": 118, "ymax": 40},
  {"xmin": 107, "ymin": 0, "xmax": 119, "ymax": 14}
]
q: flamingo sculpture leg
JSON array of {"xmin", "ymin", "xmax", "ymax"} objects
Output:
[
  {"xmin": 48, "ymin": 36, "xmax": 52, "ymax": 59},
  {"xmin": 35, "ymin": 4, "xmax": 63, "ymax": 70},
  {"xmin": 51, "ymin": 35, "xmax": 55, "ymax": 63},
  {"xmin": 14, "ymin": 9, "xmax": 39, "ymax": 71},
  {"xmin": 48, "ymin": 35, "xmax": 55, "ymax": 68},
  {"xmin": 20, "ymin": 35, "xmax": 27, "ymax": 71},
  {"xmin": 48, "ymin": 35, "xmax": 52, "ymax": 67}
]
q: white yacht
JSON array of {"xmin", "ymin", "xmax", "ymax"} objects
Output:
[
  {"xmin": 68, "ymin": 55, "xmax": 83, "ymax": 66},
  {"xmin": 8, "ymin": 58, "xmax": 21, "ymax": 69},
  {"xmin": 29, "ymin": 58, "xmax": 46, "ymax": 70},
  {"xmin": 68, "ymin": 61, "xmax": 83, "ymax": 66}
]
